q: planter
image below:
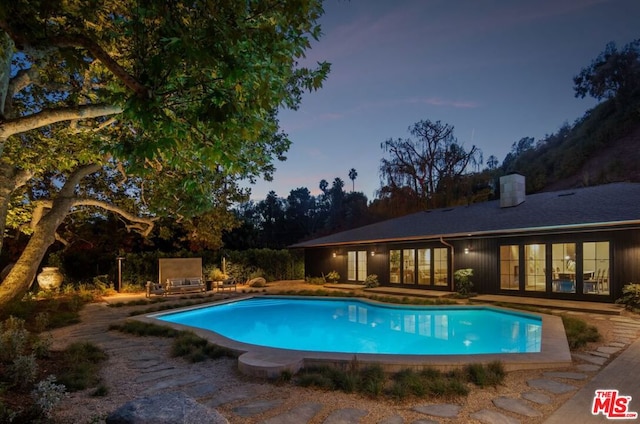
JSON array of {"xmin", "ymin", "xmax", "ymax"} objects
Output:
[{"xmin": 37, "ymin": 267, "xmax": 64, "ymax": 291}]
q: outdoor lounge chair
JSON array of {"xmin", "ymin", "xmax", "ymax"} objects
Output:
[
  {"xmin": 217, "ymin": 277, "xmax": 237, "ymax": 292},
  {"xmin": 145, "ymin": 281, "xmax": 165, "ymax": 297}
]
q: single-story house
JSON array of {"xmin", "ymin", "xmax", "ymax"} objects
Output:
[{"xmin": 292, "ymin": 174, "xmax": 640, "ymax": 303}]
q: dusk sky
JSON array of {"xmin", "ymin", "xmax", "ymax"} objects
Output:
[{"xmin": 248, "ymin": 0, "xmax": 640, "ymax": 201}]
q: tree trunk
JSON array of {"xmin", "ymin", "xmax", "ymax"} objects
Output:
[
  {"xmin": 0, "ymin": 163, "xmax": 100, "ymax": 308},
  {"xmin": 0, "ymin": 196, "xmax": 74, "ymax": 307},
  {"xmin": 0, "ymin": 162, "xmax": 19, "ymax": 255}
]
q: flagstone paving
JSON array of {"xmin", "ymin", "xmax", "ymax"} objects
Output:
[{"xmin": 48, "ymin": 295, "xmax": 640, "ymax": 423}]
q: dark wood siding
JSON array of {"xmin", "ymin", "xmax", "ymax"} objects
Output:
[
  {"xmin": 300, "ymin": 226, "xmax": 640, "ymax": 302},
  {"xmin": 613, "ymin": 230, "xmax": 640, "ymax": 299},
  {"xmin": 451, "ymin": 238, "xmax": 499, "ymax": 294}
]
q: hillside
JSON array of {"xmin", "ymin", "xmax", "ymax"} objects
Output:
[
  {"xmin": 504, "ymin": 94, "xmax": 640, "ymax": 193},
  {"xmin": 543, "ymin": 123, "xmax": 640, "ymax": 191}
]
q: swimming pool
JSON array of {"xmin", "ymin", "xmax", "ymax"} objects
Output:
[
  {"xmin": 156, "ymin": 297, "xmax": 542, "ymax": 355},
  {"xmin": 143, "ymin": 296, "xmax": 571, "ymax": 377}
]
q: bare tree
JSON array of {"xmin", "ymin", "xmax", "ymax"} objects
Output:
[{"xmin": 379, "ymin": 120, "xmax": 480, "ymax": 209}]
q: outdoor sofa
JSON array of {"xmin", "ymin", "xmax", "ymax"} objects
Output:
[{"xmin": 145, "ymin": 277, "xmax": 205, "ymax": 297}]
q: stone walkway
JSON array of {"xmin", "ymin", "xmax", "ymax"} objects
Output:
[{"xmin": 49, "ymin": 298, "xmax": 640, "ymax": 423}]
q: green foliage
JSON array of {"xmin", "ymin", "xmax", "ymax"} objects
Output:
[
  {"xmin": 111, "ymin": 321, "xmax": 236, "ymax": 362},
  {"xmin": 389, "ymin": 366, "xmax": 493, "ymax": 399},
  {"xmin": 561, "ymin": 315, "xmax": 601, "ymax": 349},
  {"xmin": 465, "ymin": 361, "xmax": 505, "ymax": 388},
  {"xmin": 225, "ymin": 249, "xmax": 304, "ymax": 281},
  {"xmin": 364, "ymin": 274, "xmax": 379, "ymax": 288},
  {"xmin": 207, "ymin": 267, "xmax": 227, "ymax": 281},
  {"xmin": 10, "ymin": 354, "xmax": 38, "ymax": 389},
  {"xmin": 109, "ymin": 321, "xmax": 180, "ymax": 338},
  {"xmin": 57, "ymin": 342, "xmax": 108, "ymax": 391},
  {"xmin": 574, "ymin": 39, "xmax": 640, "ymax": 101},
  {"xmin": 0, "ymin": 0, "xmax": 329, "ymax": 309},
  {"xmin": 295, "ymin": 361, "xmax": 502, "ymax": 400},
  {"xmin": 296, "ymin": 363, "xmax": 385, "ymax": 397},
  {"xmin": 0, "ymin": 316, "xmax": 29, "ymax": 362},
  {"xmin": 31, "ymin": 375, "xmax": 67, "ymax": 419},
  {"xmin": 325, "ymin": 270, "xmax": 340, "ymax": 282},
  {"xmin": 454, "ymin": 268, "xmax": 474, "ymax": 296},
  {"xmin": 170, "ymin": 331, "xmax": 235, "ymax": 362},
  {"xmin": 91, "ymin": 384, "xmax": 109, "ymax": 397},
  {"xmin": 305, "ymin": 276, "xmax": 326, "ymax": 285},
  {"xmin": 615, "ymin": 283, "xmax": 640, "ymax": 311}
]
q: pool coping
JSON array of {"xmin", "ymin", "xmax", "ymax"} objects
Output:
[{"xmin": 136, "ymin": 295, "xmax": 572, "ymax": 378}]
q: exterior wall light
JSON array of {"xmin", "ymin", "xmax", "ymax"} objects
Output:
[
  {"xmin": 464, "ymin": 247, "xmax": 470, "ymax": 254},
  {"xmin": 332, "ymin": 252, "xmax": 337, "ymax": 258}
]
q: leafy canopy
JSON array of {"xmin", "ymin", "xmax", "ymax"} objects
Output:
[{"xmin": 0, "ymin": 0, "xmax": 330, "ymax": 223}]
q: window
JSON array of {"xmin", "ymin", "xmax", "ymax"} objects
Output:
[
  {"xmin": 357, "ymin": 251, "xmax": 367, "ymax": 281},
  {"xmin": 403, "ymin": 249, "xmax": 415, "ymax": 284},
  {"xmin": 434, "ymin": 248, "xmax": 448, "ymax": 286},
  {"xmin": 389, "ymin": 250, "xmax": 401, "ymax": 284},
  {"xmin": 552, "ymin": 243, "xmax": 576, "ymax": 293},
  {"xmin": 500, "ymin": 245, "xmax": 519, "ymax": 290},
  {"xmin": 525, "ymin": 244, "xmax": 546, "ymax": 291},
  {"xmin": 389, "ymin": 247, "xmax": 448, "ymax": 286},
  {"xmin": 347, "ymin": 251, "xmax": 356, "ymax": 281},
  {"xmin": 583, "ymin": 241, "xmax": 610, "ymax": 295},
  {"xmin": 417, "ymin": 249, "xmax": 431, "ymax": 285},
  {"xmin": 347, "ymin": 250, "xmax": 367, "ymax": 282}
]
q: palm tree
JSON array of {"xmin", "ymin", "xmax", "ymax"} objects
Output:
[{"xmin": 348, "ymin": 168, "xmax": 357, "ymax": 192}]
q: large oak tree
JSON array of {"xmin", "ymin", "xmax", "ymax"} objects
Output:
[{"xmin": 0, "ymin": 0, "xmax": 329, "ymax": 306}]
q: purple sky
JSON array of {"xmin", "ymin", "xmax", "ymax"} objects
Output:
[{"xmin": 248, "ymin": 0, "xmax": 640, "ymax": 200}]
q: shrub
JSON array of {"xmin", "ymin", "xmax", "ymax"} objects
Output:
[
  {"xmin": 305, "ymin": 276, "xmax": 326, "ymax": 285},
  {"xmin": 109, "ymin": 321, "xmax": 180, "ymax": 337},
  {"xmin": 0, "ymin": 316, "xmax": 29, "ymax": 362},
  {"xmin": 454, "ymin": 268, "xmax": 474, "ymax": 295},
  {"xmin": 364, "ymin": 274, "xmax": 379, "ymax": 288},
  {"xmin": 615, "ymin": 283, "xmax": 640, "ymax": 311},
  {"xmin": 562, "ymin": 315, "xmax": 601, "ymax": 349},
  {"xmin": 325, "ymin": 271, "xmax": 340, "ymax": 283},
  {"xmin": 208, "ymin": 267, "xmax": 227, "ymax": 281},
  {"xmin": 0, "ymin": 399, "xmax": 18, "ymax": 423},
  {"xmin": 31, "ymin": 333, "xmax": 53, "ymax": 359},
  {"xmin": 31, "ymin": 375, "xmax": 67, "ymax": 419},
  {"xmin": 58, "ymin": 342, "xmax": 108, "ymax": 391},
  {"xmin": 466, "ymin": 361, "xmax": 505, "ymax": 387},
  {"xmin": 11, "ymin": 354, "xmax": 38, "ymax": 389}
]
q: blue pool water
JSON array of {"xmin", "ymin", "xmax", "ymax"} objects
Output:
[{"xmin": 155, "ymin": 297, "xmax": 542, "ymax": 355}]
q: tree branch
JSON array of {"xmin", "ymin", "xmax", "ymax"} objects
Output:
[
  {"xmin": 70, "ymin": 198, "xmax": 157, "ymax": 237},
  {"xmin": 0, "ymin": 104, "xmax": 122, "ymax": 141},
  {"xmin": 49, "ymin": 35, "xmax": 150, "ymax": 99}
]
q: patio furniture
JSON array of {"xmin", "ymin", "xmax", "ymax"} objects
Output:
[
  {"xmin": 216, "ymin": 277, "xmax": 237, "ymax": 292},
  {"xmin": 146, "ymin": 281, "xmax": 165, "ymax": 297},
  {"xmin": 164, "ymin": 277, "xmax": 206, "ymax": 295}
]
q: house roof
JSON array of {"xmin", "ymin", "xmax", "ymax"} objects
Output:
[{"xmin": 291, "ymin": 182, "xmax": 640, "ymax": 248}]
